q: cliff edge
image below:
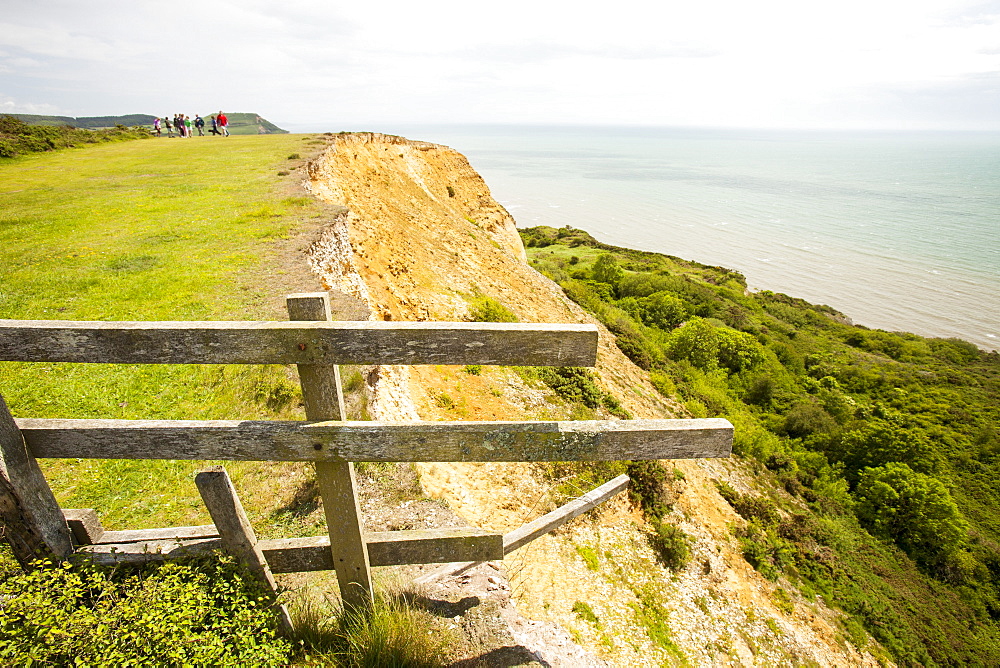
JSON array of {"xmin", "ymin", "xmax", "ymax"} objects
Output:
[{"xmin": 301, "ymin": 132, "xmax": 883, "ymax": 666}]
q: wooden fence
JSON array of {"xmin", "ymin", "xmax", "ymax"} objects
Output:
[{"xmin": 0, "ymin": 292, "xmax": 732, "ymax": 626}]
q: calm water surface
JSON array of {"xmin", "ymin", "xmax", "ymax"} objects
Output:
[{"xmin": 362, "ymin": 124, "xmax": 1000, "ymax": 350}]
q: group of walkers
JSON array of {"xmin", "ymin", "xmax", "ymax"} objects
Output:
[{"xmin": 152, "ymin": 111, "xmax": 229, "ymax": 138}]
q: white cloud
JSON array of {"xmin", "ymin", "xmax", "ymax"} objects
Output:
[
  {"xmin": 0, "ymin": 0, "xmax": 997, "ymax": 129},
  {"xmin": 0, "ymin": 94, "xmax": 64, "ymax": 115}
]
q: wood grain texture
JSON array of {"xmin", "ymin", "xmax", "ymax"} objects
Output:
[
  {"xmin": 503, "ymin": 474, "xmax": 630, "ymax": 553},
  {"xmin": 75, "ymin": 527, "xmax": 504, "ymax": 571},
  {"xmin": 0, "ymin": 319, "xmax": 598, "ymax": 366},
  {"xmin": 76, "ymin": 538, "xmax": 222, "ymax": 565},
  {"xmin": 288, "ymin": 293, "xmax": 372, "ymax": 609},
  {"xmin": 259, "ymin": 528, "xmax": 504, "ymax": 573},
  {"xmin": 61, "ymin": 509, "xmax": 105, "ymax": 545},
  {"xmin": 194, "ymin": 467, "xmax": 278, "ymax": 590},
  {"xmin": 59, "ymin": 510, "xmax": 217, "ymax": 545},
  {"xmin": 0, "ymin": 394, "xmax": 74, "ymax": 567},
  {"xmin": 194, "ymin": 466, "xmax": 293, "ymax": 634},
  {"xmin": 98, "ymin": 525, "xmax": 218, "ymax": 544},
  {"xmin": 17, "ymin": 418, "xmax": 734, "ymax": 462}
]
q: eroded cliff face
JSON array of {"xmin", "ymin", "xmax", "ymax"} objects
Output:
[{"xmin": 302, "ymin": 132, "xmax": 882, "ymax": 666}]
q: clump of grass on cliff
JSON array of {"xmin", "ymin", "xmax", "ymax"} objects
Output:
[
  {"xmin": 466, "ymin": 293, "xmax": 519, "ymax": 323},
  {"xmin": 0, "ymin": 115, "xmax": 150, "ymax": 157},
  {"xmin": 289, "ymin": 586, "xmax": 456, "ymax": 666}
]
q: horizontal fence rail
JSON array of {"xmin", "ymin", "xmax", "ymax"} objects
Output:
[
  {"xmin": 0, "ymin": 296, "xmax": 734, "ymax": 612},
  {"xmin": 76, "ymin": 527, "xmax": 505, "ymax": 571},
  {"xmin": 503, "ymin": 474, "xmax": 630, "ymax": 553},
  {"xmin": 0, "ymin": 320, "xmax": 598, "ymax": 366},
  {"xmin": 16, "ymin": 418, "xmax": 734, "ymax": 463}
]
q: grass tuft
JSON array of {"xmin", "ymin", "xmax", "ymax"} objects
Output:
[{"xmin": 289, "ymin": 587, "xmax": 456, "ymax": 667}]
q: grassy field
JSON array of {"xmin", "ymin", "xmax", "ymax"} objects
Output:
[{"xmin": 0, "ymin": 133, "xmax": 336, "ymax": 531}]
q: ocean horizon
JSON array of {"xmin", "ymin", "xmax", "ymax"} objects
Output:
[{"xmin": 290, "ymin": 123, "xmax": 999, "ymax": 351}]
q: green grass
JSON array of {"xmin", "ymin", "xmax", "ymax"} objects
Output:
[
  {"xmin": 0, "ymin": 134, "xmax": 332, "ymax": 531},
  {"xmin": 289, "ymin": 586, "xmax": 456, "ymax": 666}
]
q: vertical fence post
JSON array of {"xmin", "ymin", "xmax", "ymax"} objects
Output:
[
  {"xmin": 286, "ymin": 292, "xmax": 373, "ymax": 609},
  {"xmin": 195, "ymin": 466, "xmax": 294, "ymax": 635},
  {"xmin": 0, "ymin": 392, "xmax": 74, "ymax": 568}
]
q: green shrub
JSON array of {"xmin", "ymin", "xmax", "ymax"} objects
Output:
[
  {"xmin": 636, "ymin": 291, "xmax": 688, "ymax": 330},
  {"xmin": 575, "ymin": 545, "xmax": 600, "ymax": 571},
  {"xmin": 736, "ymin": 521, "xmax": 794, "ymax": 581},
  {"xmin": 832, "ymin": 421, "xmax": 940, "ymax": 482},
  {"xmin": 600, "ymin": 392, "xmax": 632, "ymax": 419},
  {"xmin": 467, "ymin": 295, "xmax": 518, "ymax": 322},
  {"xmin": 627, "ymin": 460, "xmax": 671, "ymax": 519},
  {"xmin": 744, "ymin": 374, "xmax": 776, "ymax": 406},
  {"xmin": 773, "ymin": 587, "xmax": 795, "ymax": 615},
  {"xmin": 665, "ymin": 317, "xmax": 720, "ymax": 370},
  {"xmin": 591, "ymin": 253, "xmax": 624, "ymax": 291},
  {"xmin": 605, "ymin": 315, "xmax": 662, "ymax": 370},
  {"xmin": 782, "ymin": 402, "xmax": 836, "ymax": 440},
  {"xmin": 650, "ymin": 520, "xmax": 692, "ymax": 570},
  {"xmin": 0, "ymin": 555, "xmax": 290, "ymax": 664},
  {"xmin": 433, "ymin": 392, "xmax": 455, "ymax": 409},
  {"xmin": 536, "ymin": 367, "xmax": 603, "ymax": 408},
  {"xmin": 855, "ymin": 462, "xmax": 969, "ymax": 566},
  {"xmin": 715, "ymin": 327, "xmax": 766, "ymax": 372},
  {"xmin": 649, "ymin": 370, "xmax": 677, "ymax": 398},
  {"xmin": 665, "ymin": 316, "xmax": 764, "ymax": 373}
]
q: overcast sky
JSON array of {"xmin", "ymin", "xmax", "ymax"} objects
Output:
[{"xmin": 1, "ymin": 0, "xmax": 998, "ymax": 131}]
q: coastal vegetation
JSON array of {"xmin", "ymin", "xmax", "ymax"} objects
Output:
[
  {"xmin": 522, "ymin": 224, "xmax": 1000, "ymax": 664},
  {"xmin": 0, "ymin": 114, "xmax": 150, "ymax": 157},
  {"xmin": 8, "ymin": 113, "xmax": 158, "ymax": 128}
]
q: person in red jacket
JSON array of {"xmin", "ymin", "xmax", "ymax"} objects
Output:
[{"xmin": 218, "ymin": 111, "xmax": 229, "ymax": 137}]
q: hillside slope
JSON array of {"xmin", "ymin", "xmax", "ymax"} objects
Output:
[{"xmin": 302, "ymin": 132, "xmax": 881, "ymax": 666}]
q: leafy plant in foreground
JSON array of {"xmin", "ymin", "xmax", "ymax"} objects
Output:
[{"xmin": 0, "ymin": 554, "xmax": 290, "ymax": 665}]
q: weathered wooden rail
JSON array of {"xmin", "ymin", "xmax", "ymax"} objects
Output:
[
  {"xmin": 0, "ymin": 291, "xmax": 733, "ymax": 624},
  {"xmin": 14, "ymin": 418, "xmax": 732, "ymax": 462}
]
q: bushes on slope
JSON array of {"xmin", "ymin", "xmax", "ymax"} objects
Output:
[{"xmin": 0, "ymin": 115, "xmax": 150, "ymax": 158}]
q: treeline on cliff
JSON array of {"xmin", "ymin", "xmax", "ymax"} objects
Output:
[
  {"xmin": 0, "ymin": 115, "xmax": 150, "ymax": 158},
  {"xmin": 522, "ymin": 225, "xmax": 1000, "ymax": 665}
]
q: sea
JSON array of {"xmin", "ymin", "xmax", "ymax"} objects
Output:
[{"xmin": 299, "ymin": 123, "xmax": 1000, "ymax": 351}]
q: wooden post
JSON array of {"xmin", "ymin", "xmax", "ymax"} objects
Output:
[
  {"xmin": 286, "ymin": 292, "xmax": 373, "ymax": 608},
  {"xmin": 195, "ymin": 466, "xmax": 294, "ymax": 635},
  {"xmin": 0, "ymin": 392, "xmax": 73, "ymax": 568}
]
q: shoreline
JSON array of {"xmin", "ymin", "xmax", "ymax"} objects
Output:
[{"xmin": 520, "ymin": 222, "xmax": 998, "ymax": 354}]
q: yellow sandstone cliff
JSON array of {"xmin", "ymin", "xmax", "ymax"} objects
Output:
[{"xmin": 301, "ymin": 132, "xmax": 884, "ymax": 666}]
